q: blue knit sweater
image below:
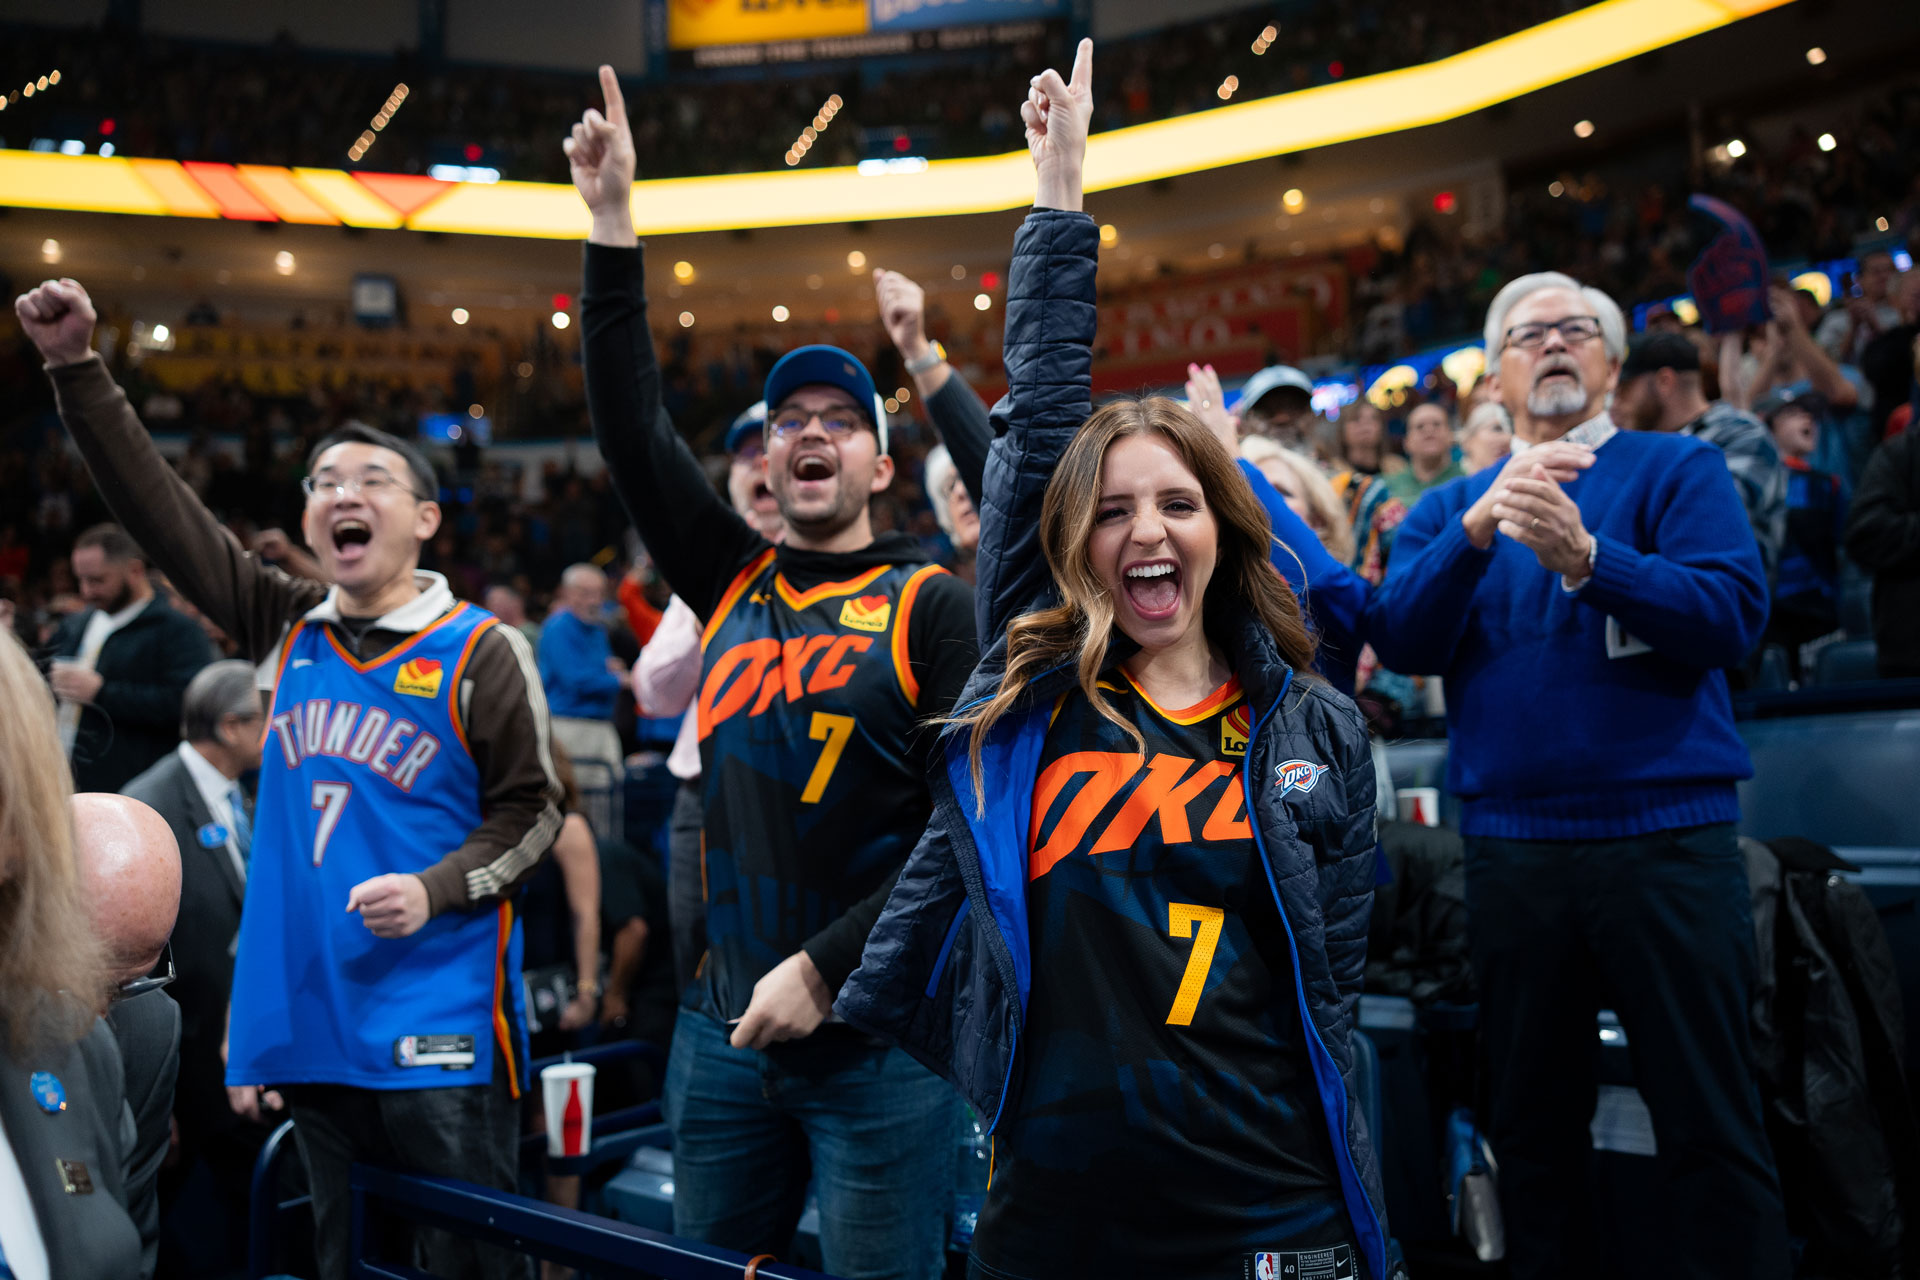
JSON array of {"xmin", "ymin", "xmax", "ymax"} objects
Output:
[{"xmin": 1367, "ymin": 427, "xmax": 1768, "ymax": 839}]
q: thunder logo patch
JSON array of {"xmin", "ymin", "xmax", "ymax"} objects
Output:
[
  {"xmin": 394, "ymin": 657, "xmax": 444, "ymax": 698},
  {"xmin": 1274, "ymin": 758, "xmax": 1328, "ymax": 798},
  {"xmin": 839, "ymin": 594, "xmax": 892, "ymax": 632}
]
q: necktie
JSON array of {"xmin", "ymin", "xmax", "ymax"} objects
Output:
[{"xmin": 228, "ymin": 786, "xmax": 253, "ymax": 866}]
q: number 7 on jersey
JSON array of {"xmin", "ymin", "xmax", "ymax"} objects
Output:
[{"xmin": 310, "ymin": 781, "xmax": 352, "ymax": 865}]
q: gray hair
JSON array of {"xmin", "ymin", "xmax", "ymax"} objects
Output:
[
  {"xmin": 1461, "ymin": 401, "xmax": 1513, "ymax": 442},
  {"xmin": 1483, "ymin": 271, "xmax": 1628, "ymax": 362},
  {"xmin": 924, "ymin": 445, "xmax": 958, "ymax": 539},
  {"xmin": 181, "ymin": 660, "xmax": 260, "ymax": 743},
  {"xmin": 560, "ymin": 563, "xmax": 605, "ymax": 589}
]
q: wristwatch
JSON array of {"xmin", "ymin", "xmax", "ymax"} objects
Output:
[{"xmin": 903, "ymin": 341, "xmax": 945, "ymax": 375}]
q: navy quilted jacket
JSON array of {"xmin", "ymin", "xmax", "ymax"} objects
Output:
[{"xmin": 835, "ymin": 209, "xmax": 1389, "ymax": 1277}]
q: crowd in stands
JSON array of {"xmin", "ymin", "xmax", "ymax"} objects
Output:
[{"xmin": 1, "ymin": 0, "xmax": 1597, "ymax": 182}]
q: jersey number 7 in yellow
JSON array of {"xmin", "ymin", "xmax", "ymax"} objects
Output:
[
  {"xmin": 801, "ymin": 712, "xmax": 856, "ymax": 804},
  {"xmin": 1166, "ymin": 903, "xmax": 1225, "ymax": 1026}
]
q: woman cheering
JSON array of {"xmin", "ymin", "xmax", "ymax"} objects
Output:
[{"xmin": 838, "ymin": 40, "xmax": 1391, "ymax": 1280}]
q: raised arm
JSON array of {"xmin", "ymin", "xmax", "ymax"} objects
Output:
[
  {"xmin": 976, "ymin": 39, "xmax": 1099, "ymax": 643},
  {"xmin": 875, "ymin": 268, "xmax": 992, "ymax": 506},
  {"xmin": 570, "ymin": 66, "xmax": 765, "ymax": 621},
  {"xmin": 19, "ymin": 280, "xmax": 326, "ymax": 660}
]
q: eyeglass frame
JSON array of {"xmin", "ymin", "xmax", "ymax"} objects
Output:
[
  {"xmin": 114, "ymin": 940, "xmax": 175, "ymax": 1002},
  {"xmin": 300, "ymin": 468, "xmax": 433, "ymax": 503},
  {"xmin": 1501, "ymin": 315, "xmax": 1605, "ymax": 352},
  {"xmin": 765, "ymin": 407, "xmax": 873, "ymax": 441}
]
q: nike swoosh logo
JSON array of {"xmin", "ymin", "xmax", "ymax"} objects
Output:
[{"xmin": 292, "ymin": 658, "xmax": 313, "ymax": 668}]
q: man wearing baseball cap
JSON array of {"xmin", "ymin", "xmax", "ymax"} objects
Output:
[
  {"xmin": 1613, "ymin": 330, "xmax": 1787, "ymax": 588},
  {"xmin": 566, "ymin": 67, "xmax": 975, "ymax": 1279},
  {"xmin": 1234, "ymin": 362, "xmax": 1321, "ymax": 449}
]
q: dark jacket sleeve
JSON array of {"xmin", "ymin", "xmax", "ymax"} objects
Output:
[
  {"xmin": 1365, "ymin": 484, "xmax": 1494, "ymax": 675},
  {"xmin": 801, "ymin": 571, "xmax": 977, "ymax": 994},
  {"xmin": 1845, "ymin": 434, "xmax": 1920, "ymax": 573},
  {"xmin": 93, "ymin": 613, "xmax": 218, "ymax": 732},
  {"xmin": 107, "ymin": 990, "xmax": 180, "ymax": 1280},
  {"xmin": 580, "ymin": 242, "xmax": 767, "ymax": 622},
  {"xmin": 925, "ymin": 371, "xmax": 993, "ymax": 509},
  {"xmin": 413, "ymin": 623, "xmax": 565, "ymax": 915},
  {"xmin": 1237, "ymin": 458, "xmax": 1369, "ymax": 680},
  {"xmin": 48, "ymin": 357, "xmax": 328, "ymax": 661},
  {"xmin": 976, "ymin": 210, "xmax": 1101, "ymax": 644}
]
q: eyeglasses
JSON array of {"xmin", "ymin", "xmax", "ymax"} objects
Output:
[
  {"xmin": 114, "ymin": 941, "xmax": 175, "ymax": 1002},
  {"xmin": 301, "ymin": 470, "xmax": 430, "ymax": 502},
  {"xmin": 1502, "ymin": 316, "xmax": 1604, "ymax": 351},
  {"xmin": 767, "ymin": 409, "xmax": 868, "ymax": 439},
  {"xmin": 731, "ymin": 440, "xmax": 766, "ymax": 463}
]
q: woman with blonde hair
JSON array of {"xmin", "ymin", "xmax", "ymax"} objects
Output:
[
  {"xmin": 0, "ymin": 628, "xmax": 143, "ymax": 1277},
  {"xmin": 840, "ymin": 41, "xmax": 1389, "ymax": 1280},
  {"xmin": 1239, "ymin": 433, "xmax": 1358, "ymax": 566}
]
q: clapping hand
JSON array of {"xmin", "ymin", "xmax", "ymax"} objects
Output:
[
  {"xmin": 1460, "ymin": 441, "xmax": 1594, "ymax": 568},
  {"xmin": 1024, "ymin": 38, "xmax": 1094, "ymax": 213},
  {"xmin": 1490, "ymin": 463, "xmax": 1595, "ymax": 581},
  {"xmin": 873, "ymin": 269, "xmax": 931, "ymax": 364},
  {"xmin": 566, "ymin": 65, "xmax": 638, "ymax": 247}
]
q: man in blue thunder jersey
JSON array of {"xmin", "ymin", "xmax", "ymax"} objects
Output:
[
  {"xmin": 19, "ymin": 277, "xmax": 563, "ymax": 1280},
  {"xmin": 569, "ymin": 68, "xmax": 979, "ymax": 1280}
]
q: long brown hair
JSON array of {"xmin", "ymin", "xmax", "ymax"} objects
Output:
[
  {"xmin": 0, "ymin": 631, "xmax": 110, "ymax": 1053},
  {"xmin": 950, "ymin": 397, "xmax": 1317, "ymax": 808}
]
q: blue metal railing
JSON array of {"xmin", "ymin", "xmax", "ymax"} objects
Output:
[{"xmin": 348, "ymin": 1163, "xmax": 840, "ymax": 1279}]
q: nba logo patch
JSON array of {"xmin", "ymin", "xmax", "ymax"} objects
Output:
[
  {"xmin": 393, "ymin": 657, "xmax": 444, "ymax": 698},
  {"xmin": 1275, "ymin": 758, "xmax": 1328, "ymax": 798},
  {"xmin": 1254, "ymin": 1254, "xmax": 1280, "ymax": 1280},
  {"xmin": 839, "ymin": 594, "xmax": 892, "ymax": 632},
  {"xmin": 1220, "ymin": 704, "xmax": 1251, "ymax": 757}
]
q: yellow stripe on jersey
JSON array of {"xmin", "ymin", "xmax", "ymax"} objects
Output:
[
  {"xmin": 774, "ymin": 564, "xmax": 892, "ymax": 613},
  {"xmin": 1121, "ymin": 671, "xmax": 1245, "ymax": 725},
  {"xmin": 888, "ymin": 564, "xmax": 950, "ymax": 707},
  {"xmin": 701, "ymin": 548, "xmax": 779, "ymax": 650}
]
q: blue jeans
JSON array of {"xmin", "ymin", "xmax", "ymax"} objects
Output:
[{"xmin": 662, "ymin": 1007, "xmax": 957, "ymax": 1280}]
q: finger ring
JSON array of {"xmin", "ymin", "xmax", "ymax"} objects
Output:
[
  {"xmin": 1201, "ymin": 400, "xmax": 1211, "ymax": 408},
  {"xmin": 1531, "ymin": 517, "xmax": 1542, "ymax": 530}
]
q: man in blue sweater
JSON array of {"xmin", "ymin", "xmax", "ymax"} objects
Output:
[
  {"xmin": 538, "ymin": 562, "xmax": 629, "ymax": 806},
  {"xmin": 1369, "ymin": 272, "xmax": 1786, "ymax": 1280}
]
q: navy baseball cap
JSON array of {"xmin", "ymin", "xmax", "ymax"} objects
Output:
[
  {"xmin": 723, "ymin": 402, "xmax": 767, "ymax": 454},
  {"xmin": 763, "ymin": 345, "xmax": 888, "ymax": 454}
]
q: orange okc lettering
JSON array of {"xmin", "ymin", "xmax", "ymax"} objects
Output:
[
  {"xmin": 1029, "ymin": 751, "xmax": 1246, "ymax": 880},
  {"xmin": 698, "ymin": 634, "xmax": 877, "ymax": 738}
]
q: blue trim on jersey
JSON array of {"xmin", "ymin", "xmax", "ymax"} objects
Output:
[{"xmin": 1242, "ymin": 673, "xmax": 1389, "ymax": 1280}]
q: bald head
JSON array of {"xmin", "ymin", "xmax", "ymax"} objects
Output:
[{"xmin": 72, "ymin": 794, "xmax": 182, "ymax": 984}]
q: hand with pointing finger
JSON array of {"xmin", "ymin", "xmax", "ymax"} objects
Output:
[
  {"xmin": 1024, "ymin": 38, "xmax": 1094, "ymax": 213},
  {"xmin": 566, "ymin": 64, "xmax": 638, "ymax": 247},
  {"xmin": 346, "ymin": 873, "xmax": 430, "ymax": 938}
]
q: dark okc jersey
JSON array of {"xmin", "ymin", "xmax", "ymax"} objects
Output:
[
  {"xmin": 694, "ymin": 548, "xmax": 950, "ymax": 1019},
  {"xmin": 972, "ymin": 674, "xmax": 1349, "ymax": 1280}
]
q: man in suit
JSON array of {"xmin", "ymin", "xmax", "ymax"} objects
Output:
[
  {"xmin": 120, "ymin": 660, "xmax": 267, "ymax": 1274},
  {"xmin": 50, "ymin": 524, "xmax": 218, "ymax": 793},
  {"xmin": 74, "ymin": 793, "xmax": 183, "ymax": 1280}
]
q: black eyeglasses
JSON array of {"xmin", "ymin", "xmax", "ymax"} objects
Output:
[
  {"xmin": 114, "ymin": 941, "xmax": 175, "ymax": 1002},
  {"xmin": 767, "ymin": 409, "xmax": 867, "ymax": 439},
  {"xmin": 1502, "ymin": 316, "xmax": 1604, "ymax": 351}
]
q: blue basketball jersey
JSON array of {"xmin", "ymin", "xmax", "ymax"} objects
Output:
[{"xmin": 226, "ymin": 603, "xmax": 528, "ymax": 1094}]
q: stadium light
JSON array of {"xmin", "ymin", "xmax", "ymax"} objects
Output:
[
  {"xmin": 950, "ymin": 264, "xmax": 966, "ymax": 279},
  {"xmin": 1817, "ymin": 133, "xmax": 1836, "ymax": 152},
  {"xmin": 847, "ymin": 250, "xmax": 866, "ymax": 270},
  {"xmin": 274, "ymin": 250, "xmax": 296, "ymax": 274},
  {"xmin": 349, "ymin": 84, "xmax": 409, "ymax": 163},
  {"xmin": 551, "ymin": 311, "xmax": 570, "ymax": 329},
  {"xmin": 1218, "ymin": 76, "xmax": 1239, "ymax": 101},
  {"xmin": 1282, "ymin": 188, "xmax": 1306, "ymax": 213},
  {"xmin": 679, "ymin": 311, "xmax": 695, "ymax": 327},
  {"xmin": 1725, "ymin": 138, "xmax": 1747, "ymax": 158},
  {"xmin": 1574, "ymin": 119, "xmax": 1596, "ymax": 138},
  {"xmin": 973, "ymin": 293, "xmax": 991, "ymax": 311},
  {"xmin": 673, "ymin": 259, "xmax": 695, "ymax": 282},
  {"xmin": 786, "ymin": 93, "xmax": 843, "ymax": 168},
  {"xmin": 772, "ymin": 305, "xmax": 790, "ymax": 322},
  {"xmin": 1253, "ymin": 24, "xmax": 1277, "ymax": 55},
  {"xmin": 451, "ymin": 307, "xmax": 469, "ymax": 324},
  {"xmin": 1099, "ymin": 224, "xmax": 1119, "ymax": 246},
  {"xmin": 1805, "ymin": 47, "xmax": 1826, "ymax": 65}
]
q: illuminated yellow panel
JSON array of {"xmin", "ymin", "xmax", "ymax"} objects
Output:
[
  {"xmin": 126, "ymin": 158, "xmax": 222, "ymax": 218},
  {"xmin": 234, "ymin": 165, "xmax": 339, "ymax": 224},
  {"xmin": 0, "ymin": 0, "xmax": 1797, "ymax": 236},
  {"xmin": 292, "ymin": 168, "xmax": 406, "ymax": 227},
  {"xmin": 0, "ymin": 151, "xmax": 171, "ymax": 215},
  {"xmin": 668, "ymin": 0, "xmax": 868, "ymax": 50}
]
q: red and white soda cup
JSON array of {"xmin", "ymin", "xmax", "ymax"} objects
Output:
[
  {"xmin": 541, "ymin": 1061, "xmax": 596, "ymax": 1157},
  {"xmin": 1396, "ymin": 787, "xmax": 1441, "ymax": 827}
]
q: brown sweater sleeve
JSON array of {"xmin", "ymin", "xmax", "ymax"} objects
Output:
[
  {"xmin": 47, "ymin": 355, "xmax": 327, "ymax": 662},
  {"xmin": 414, "ymin": 621, "xmax": 565, "ymax": 915}
]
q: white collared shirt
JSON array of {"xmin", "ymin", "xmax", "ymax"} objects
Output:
[
  {"xmin": 176, "ymin": 741, "xmax": 247, "ymax": 886},
  {"xmin": 0, "ymin": 1111, "xmax": 50, "ymax": 1280},
  {"xmin": 1510, "ymin": 410, "xmax": 1618, "ymax": 456},
  {"xmin": 57, "ymin": 592, "xmax": 154, "ymax": 755}
]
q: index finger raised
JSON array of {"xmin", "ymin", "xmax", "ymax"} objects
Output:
[{"xmin": 598, "ymin": 64, "xmax": 628, "ymax": 129}]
